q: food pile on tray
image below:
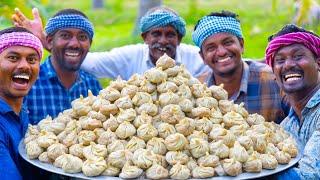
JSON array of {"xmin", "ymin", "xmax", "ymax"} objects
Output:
[{"xmin": 23, "ymin": 54, "xmax": 298, "ymax": 179}]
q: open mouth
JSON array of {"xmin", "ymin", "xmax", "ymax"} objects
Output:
[
  {"xmin": 283, "ymin": 73, "xmax": 303, "ymax": 82},
  {"xmin": 65, "ymin": 51, "xmax": 80, "ymax": 57},
  {"xmin": 12, "ymin": 74, "xmax": 30, "ymax": 86},
  {"xmin": 156, "ymin": 47, "xmax": 167, "ymax": 52}
]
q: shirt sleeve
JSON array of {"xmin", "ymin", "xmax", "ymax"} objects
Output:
[
  {"xmin": 0, "ymin": 130, "xmax": 22, "ymax": 179},
  {"xmin": 81, "ymin": 45, "xmax": 136, "ymax": 79},
  {"xmin": 278, "ymin": 128, "xmax": 320, "ymax": 179}
]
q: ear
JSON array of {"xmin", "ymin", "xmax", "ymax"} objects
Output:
[
  {"xmin": 239, "ymin": 38, "xmax": 245, "ymax": 54},
  {"xmin": 316, "ymin": 57, "xmax": 320, "ymax": 71},
  {"xmin": 46, "ymin": 35, "xmax": 53, "ymax": 51},
  {"xmin": 199, "ymin": 50, "xmax": 207, "ymax": 65},
  {"xmin": 141, "ymin": 32, "xmax": 147, "ymax": 42}
]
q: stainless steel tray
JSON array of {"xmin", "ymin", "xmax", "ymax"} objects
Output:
[{"xmin": 19, "ymin": 139, "xmax": 301, "ymax": 180}]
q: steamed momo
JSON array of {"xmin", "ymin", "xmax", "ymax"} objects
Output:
[
  {"xmin": 165, "ymin": 151, "xmax": 189, "ymax": 165},
  {"xmin": 169, "ymin": 163, "xmax": 191, "ymax": 180},
  {"xmin": 158, "ymin": 123, "xmax": 176, "ymax": 138},
  {"xmin": 146, "ymin": 137, "xmax": 167, "ymax": 155},
  {"xmin": 189, "ymin": 138, "xmax": 209, "ymax": 158},
  {"xmin": 165, "ymin": 133, "xmax": 188, "ymax": 151},
  {"xmin": 192, "ymin": 166, "xmax": 215, "ymax": 178},
  {"xmin": 47, "ymin": 143, "xmax": 68, "ymax": 160},
  {"xmin": 26, "ymin": 140, "xmax": 43, "ymax": 159},
  {"xmin": 82, "ymin": 157, "xmax": 107, "ymax": 176},
  {"xmin": 132, "ymin": 148, "xmax": 155, "ymax": 169},
  {"xmin": 146, "ymin": 163, "xmax": 169, "ymax": 179},
  {"xmin": 137, "ymin": 123, "xmax": 158, "ymax": 141},
  {"xmin": 126, "ymin": 136, "xmax": 146, "ymax": 152},
  {"xmin": 119, "ymin": 162, "xmax": 143, "ymax": 179}
]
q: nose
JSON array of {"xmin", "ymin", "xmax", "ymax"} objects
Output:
[
  {"xmin": 158, "ymin": 34, "xmax": 169, "ymax": 44},
  {"xmin": 283, "ymin": 58, "xmax": 296, "ymax": 70},
  {"xmin": 216, "ymin": 44, "xmax": 227, "ymax": 57},
  {"xmin": 16, "ymin": 57, "xmax": 31, "ymax": 71},
  {"xmin": 68, "ymin": 35, "xmax": 80, "ymax": 47}
]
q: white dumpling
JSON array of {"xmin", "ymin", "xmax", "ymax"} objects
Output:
[
  {"xmin": 69, "ymin": 143, "xmax": 84, "ymax": 159},
  {"xmin": 132, "ymin": 92, "xmax": 153, "ymax": 106},
  {"xmin": 222, "ymin": 158, "xmax": 242, "ymax": 176},
  {"xmin": 192, "ymin": 166, "xmax": 215, "ymax": 178},
  {"xmin": 126, "ymin": 136, "xmax": 146, "ymax": 152},
  {"xmin": 160, "ymin": 104, "xmax": 185, "ymax": 124},
  {"xmin": 209, "ymin": 84, "xmax": 228, "ymax": 100},
  {"xmin": 197, "ymin": 153, "xmax": 220, "ymax": 168},
  {"xmin": 132, "ymin": 148, "xmax": 155, "ymax": 169},
  {"xmin": 189, "ymin": 138, "xmax": 209, "ymax": 158},
  {"xmin": 99, "ymin": 87, "xmax": 121, "ymax": 102},
  {"xmin": 107, "ymin": 149, "xmax": 133, "ymax": 169},
  {"xmin": 158, "ymin": 123, "xmax": 176, "ymax": 139},
  {"xmin": 102, "ymin": 114, "xmax": 119, "ymax": 131},
  {"xmin": 175, "ymin": 117, "xmax": 195, "ymax": 136},
  {"xmin": 102, "ymin": 164, "xmax": 120, "ymax": 176},
  {"xmin": 260, "ymin": 153, "xmax": 278, "ymax": 169},
  {"xmin": 82, "ymin": 157, "xmax": 107, "ymax": 176},
  {"xmin": 37, "ymin": 130, "xmax": 58, "ymax": 148},
  {"xmin": 209, "ymin": 140, "xmax": 229, "ymax": 159},
  {"xmin": 157, "ymin": 81, "xmax": 178, "ymax": 93},
  {"xmin": 38, "ymin": 152, "xmax": 52, "ymax": 163},
  {"xmin": 115, "ymin": 121, "xmax": 136, "ymax": 139},
  {"xmin": 97, "ymin": 128, "xmax": 118, "ymax": 145},
  {"xmin": 107, "ymin": 139, "xmax": 127, "ymax": 153},
  {"xmin": 155, "ymin": 53, "xmax": 175, "ymax": 70},
  {"xmin": 116, "ymin": 108, "xmax": 137, "ymax": 123},
  {"xmin": 165, "ymin": 151, "xmax": 189, "ymax": 165},
  {"xmin": 25, "ymin": 140, "xmax": 43, "ymax": 159},
  {"xmin": 144, "ymin": 67, "xmax": 167, "ymax": 84},
  {"xmin": 146, "ymin": 137, "xmax": 167, "ymax": 155},
  {"xmin": 78, "ymin": 130, "xmax": 97, "ymax": 146},
  {"xmin": 61, "ymin": 154, "xmax": 83, "ymax": 173},
  {"xmin": 137, "ymin": 123, "xmax": 158, "ymax": 142},
  {"xmin": 243, "ymin": 151, "xmax": 262, "ymax": 172},
  {"xmin": 165, "ymin": 133, "xmax": 188, "ymax": 151},
  {"xmin": 47, "ymin": 143, "xmax": 68, "ymax": 160},
  {"xmin": 119, "ymin": 161, "xmax": 143, "ymax": 179},
  {"xmin": 229, "ymin": 141, "xmax": 249, "ymax": 163},
  {"xmin": 133, "ymin": 111, "xmax": 153, "ymax": 128},
  {"xmin": 114, "ymin": 95, "xmax": 133, "ymax": 109},
  {"xmin": 83, "ymin": 142, "xmax": 108, "ymax": 159},
  {"xmin": 169, "ymin": 163, "xmax": 191, "ymax": 180},
  {"xmin": 146, "ymin": 163, "xmax": 169, "ymax": 179}
]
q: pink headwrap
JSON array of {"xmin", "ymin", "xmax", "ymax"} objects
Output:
[
  {"xmin": 0, "ymin": 32, "xmax": 43, "ymax": 59},
  {"xmin": 265, "ymin": 32, "xmax": 320, "ymax": 67}
]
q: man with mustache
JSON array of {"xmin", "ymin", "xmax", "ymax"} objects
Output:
[
  {"xmin": 23, "ymin": 9, "xmax": 101, "ymax": 124},
  {"xmin": 0, "ymin": 27, "xmax": 42, "ymax": 179},
  {"xmin": 12, "ymin": 6, "xmax": 209, "ymax": 80},
  {"xmin": 192, "ymin": 10, "xmax": 288, "ymax": 123},
  {"xmin": 266, "ymin": 24, "xmax": 320, "ymax": 179}
]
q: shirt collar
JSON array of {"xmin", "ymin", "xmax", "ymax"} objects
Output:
[
  {"xmin": 305, "ymin": 88, "xmax": 320, "ymax": 109},
  {"xmin": 0, "ymin": 97, "xmax": 28, "ymax": 115},
  {"xmin": 206, "ymin": 61, "xmax": 249, "ymax": 100},
  {"xmin": 41, "ymin": 56, "xmax": 84, "ymax": 83},
  {"xmin": 143, "ymin": 43, "xmax": 183, "ymax": 67}
]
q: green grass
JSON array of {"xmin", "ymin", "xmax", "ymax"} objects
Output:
[{"xmin": 1, "ymin": 0, "xmax": 320, "ymax": 87}]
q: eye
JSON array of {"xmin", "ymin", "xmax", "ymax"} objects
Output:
[
  {"xmin": 205, "ymin": 45, "xmax": 216, "ymax": 52},
  {"xmin": 224, "ymin": 40, "xmax": 233, "ymax": 46},
  {"xmin": 151, "ymin": 31, "xmax": 161, "ymax": 38},
  {"xmin": 7, "ymin": 55, "xmax": 19, "ymax": 61},
  {"xmin": 167, "ymin": 32, "xmax": 177, "ymax": 38},
  {"xmin": 78, "ymin": 33, "xmax": 89, "ymax": 41},
  {"xmin": 293, "ymin": 54, "xmax": 304, "ymax": 61},
  {"xmin": 60, "ymin": 33, "xmax": 70, "ymax": 39},
  {"xmin": 27, "ymin": 56, "xmax": 39, "ymax": 64},
  {"xmin": 274, "ymin": 57, "xmax": 285, "ymax": 65}
]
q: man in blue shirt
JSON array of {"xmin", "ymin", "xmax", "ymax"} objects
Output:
[
  {"xmin": 23, "ymin": 9, "xmax": 102, "ymax": 124},
  {"xmin": 266, "ymin": 24, "xmax": 320, "ymax": 179},
  {"xmin": 0, "ymin": 27, "xmax": 43, "ymax": 179}
]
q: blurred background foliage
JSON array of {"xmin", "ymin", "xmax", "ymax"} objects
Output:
[{"xmin": 0, "ymin": 0, "xmax": 319, "ymax": 60}]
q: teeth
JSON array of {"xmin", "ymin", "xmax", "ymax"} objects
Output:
[
  {"xmin": 284, "ymin": 73, "xmax": 302, "ymax": 82},
  {"xmin": 65, "ymin": 52, "xmax": 79, "ymax": 57},
  {"xmin": 14, "ymin": 75, "xmax": 30, "ymax": 80},
  {"xmin": 217, "ymin": 57, "xmax": 230, "ymax": 63},
  {"xmin": 157, "ymin": 47, "xmax": 166, "ymax": 52}
]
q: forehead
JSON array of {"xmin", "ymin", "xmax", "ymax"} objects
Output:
[
  {"xmin": 0, "ymin": 46, "xmax": 38, "ymax": 57},
  {"xmin": 55, "ymin": 28, "xmax": 88, "ymax": 35},
  {"xmin": 148, "ymin": 26, "xmax": 178, "ymax": 34},
  {"xmin": 275, "ymin": 43, "xmax": 313, "ymax": 55},
  {"xmin": 203, "ymin": 32, "xmax": 238, "ymax": 45}
]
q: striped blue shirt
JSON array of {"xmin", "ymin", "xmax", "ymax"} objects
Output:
[
  {"xmin": 206, "ymin": 60, "xmax": 288, "ymax": 123},
  {"xmin": 278, "ymin": 88, "xmax": 320, "ymax": 180},
  {"xmin": 25, "ymin": 56, "xmax": 102, "ymax": 124},
  {"xmin": 0, "ymin": 98, "xmax": 29, "ymax": 179}
]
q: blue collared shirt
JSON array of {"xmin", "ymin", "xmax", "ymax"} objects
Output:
[
  {"xmin": 0, "ymin": 98, "xmax": 29, "ymax": 180},
  {"xmin": 206, "ymin": 60, "xmax": 288, "ymax": 123},
  {"xmin": 81, "ymin": 43, "xmax": 210, "ymax": 80},
  {"xmin": 278, "ymin": 88, "xmax": 320, "ymax": 180},
  {"xmin": 25, "ymin": 56, "xmax": 102, "ymax": 124}
]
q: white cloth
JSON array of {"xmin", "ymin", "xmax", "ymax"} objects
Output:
[{"xmin": 81, "ymin": 43, "xmax": 209, "ymax": 80}]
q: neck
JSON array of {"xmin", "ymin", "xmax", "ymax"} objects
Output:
[
  {"xmin": 51, "ymin": 57, "xmax": 78, "ymax": 89},
  {"xmin": 213, "ymin": 63, "xmax": 243, "ymax": 98},
  {"xmin": 1, "ymin": 96, "xmax": 23, "ymax": 114},
  {"xmin": 289, "ymin": 83, "xmax": 320, "ymax": 120}
]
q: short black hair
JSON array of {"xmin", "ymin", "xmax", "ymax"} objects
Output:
[
  {"xmin": 0, "ymin": 26, "xmax": 33, "ymax": 36},
  {"xmin": 53, "ymin": 8, "xmax": 88, "ymax": 19},
  {"xmin": 194, "ymin": 10, "xmax": 240, "ymax": 31},
  {"xmin": 268, "ymin": 24, "xmax": 319, "ymax": 42}
]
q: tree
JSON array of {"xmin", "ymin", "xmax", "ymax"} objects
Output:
[{"xmin": 132, "ymin": 0, "xmax": 162, "ymax": 35}]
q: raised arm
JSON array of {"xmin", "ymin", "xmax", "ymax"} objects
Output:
[{"xmin": 12, "ymin": 8, "xmax": 49, "ymax": 51}]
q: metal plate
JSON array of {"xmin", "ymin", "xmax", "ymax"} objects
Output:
[{"xmin": 19, "ymin": 140, "xmax": 301, "ymax": 180}]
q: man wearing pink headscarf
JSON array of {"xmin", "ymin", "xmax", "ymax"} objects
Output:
[
  {"xmin": 0, "ymin": 27, "xmax": 42, "ymax": 179},
  {"xmin": 266, "ymin": 24, "xmax": 320, "ymax": 179}
]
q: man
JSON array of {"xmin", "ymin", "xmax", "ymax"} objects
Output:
[
  {"xmin": 23, "ymin": 9, "xmax": 101, "ymax": 124},
  {"xmin": 265, "ymin": 24, "xmax": 320, "ymax": 179},
  {"xmin": 12, "ymin": 6, "xmax": 209, "ymax": 80},
  {"xmin": 192, "ymin": 10, "xmax": 288, "ymax": 123},
  {"xmin": 0, "ymin": 27, "xmax": 42, "ymax": 179}
]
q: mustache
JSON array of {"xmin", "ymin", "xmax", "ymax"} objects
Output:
[{"xmin": 151, "ymin": 43, "xmax": 175, "ymax": 51}]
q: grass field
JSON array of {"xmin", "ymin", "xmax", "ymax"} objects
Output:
[{"xmin": 1, "ymin": 0, "xmax": 319, "ymax": 86}]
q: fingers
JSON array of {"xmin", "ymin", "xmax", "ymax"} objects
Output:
[
  {"xmin": 12, "ymin": 14, "xmax": 23, "ymax": 26},
  {"xmin": 14, "ymin": 8, "xmax": 27, "ymax": 22},
  {"xmin": 32, "ymin": 8, "xmax": 41, "ymax": 22}
]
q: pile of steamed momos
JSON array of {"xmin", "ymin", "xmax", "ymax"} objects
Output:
[{"xmin": 24, "ymin": 54, "xmax": 298, "ymax": 179}]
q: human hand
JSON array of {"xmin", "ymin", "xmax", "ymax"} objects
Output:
[{"xmin": 12, "ymin": 7, "xmax": 44, "ymax": 40}]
